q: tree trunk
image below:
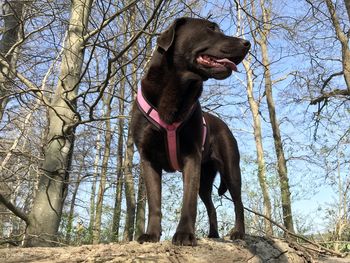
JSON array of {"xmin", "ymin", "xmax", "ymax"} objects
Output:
[
  {"xmin": 260, "ymin": 41, "xmax": 294, "ymax": 234},
  {"xmin": 0, "ymin": 0, "xmax": 25, "ymax": 121},
  {"xmin": 23, "ymin": 0, "xmax": 93, "ymax": 247},
  {"xmin": 65, "ymin": 170, "xmax": 82, "ymax": 245},
  {"xmin": 123, "ymin": 121, "xmax": 136, "ymax": 241},
  {"xmin": 325, "ymin": 0, "xmax": 350, "ymax": 92},
  {"xmin": 237, "ymin": 3, "xmax": 273, "ymax": 235},
  {"xmin": 122, "ymin": 7, "xmax": 138, "ymax": 242},
  {"xmin": 345, "ymin": 0, "xmax": 350, "ymax": 22},
  {"xmin": 246, "ymin": 0, "xmax": 294, "ymax": 234},
  {"xmin": 111, "ymin": 72, "xmax": 126, "ymax": 242},
  {"xmin": 243, "ymin": 56, "xmax": 273, "ymax": 236},
  {"xmin": 135, "ymin": 169, "xmax": 146, "ymax": 239},
  {"xmin": 92, "ymin": 93, "xmax": 113, "ymax": 244},
  {"xmin": 0, "ymin": 0, "xmax": 26, "ymax": 233},
  {"xmin": 88, "ymin": 132, "xmax": 101, "ymax": 243},
  {"xmin": 111, "ymin": 158, "xmax": 124, "ymax": 242}
]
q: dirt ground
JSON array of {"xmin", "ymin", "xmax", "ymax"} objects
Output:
[{"xmin": 0, "ymin": 236, "xmax": 348, "ymax": 263}]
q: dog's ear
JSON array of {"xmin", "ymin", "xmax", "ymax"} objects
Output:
[{"xmin": 157, "ymin": 18, "xmax": 186, "ymax": 53}]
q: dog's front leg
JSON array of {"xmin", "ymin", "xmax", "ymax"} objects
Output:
[
  {"xmin": 137, "ymin": 159, "xmax": 162, "ymax": 243},
  {"xmin": 172, "ymin": 153, "xmax": 201, "ymax": 246}
]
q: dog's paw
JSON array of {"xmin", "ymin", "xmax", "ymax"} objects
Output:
[
  {"xmin": 137, "ymin": 233, "xmax": 160, "ymax": 244},
  {"xmin": 229, "ymin": 229, "xmax": 245, "ymax": 240},
  {"xmin": 172, "ymin": 232, "xmax": 197, "ymax": 246}
]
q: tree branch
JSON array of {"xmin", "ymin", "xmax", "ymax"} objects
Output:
[
  {"xmin": 0, "ymin": 56, "xmax": 50, "ymax": 104},
  {"xmin": 218, "ymin": 191, "xmax": 345, "ymax": 258},
  {"xmin": 109, "ymin": 0, "xmax": 164, "ymax": 64},
  {"xmin": 310, "ymin": 89, "xmax": 350, "ymax": 105},
  {"xmin": 83, "ymin": 0, "xmax": 140, "ymax": 41},
  {"xmin": 320, "ymin": 71, "xmax": 344, "ymax": 92},
  {"xmin": 88, "ymin": 0, "xmax": 165, "ymax": 118},
  {"xmin": 0, "ymin": 193, "xmax": 29, "ymax": 224}
]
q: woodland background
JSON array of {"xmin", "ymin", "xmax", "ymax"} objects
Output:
[{"xmin": 0, "ymin": 0, "xmax": 349, "ymax": 254}]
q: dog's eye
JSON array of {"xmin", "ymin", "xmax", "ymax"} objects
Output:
[
  {"xmin": 208, "ymin": 23, "xmax": 222, "ymax": 33},
  {"xmin": 208, "ymin": 24, "xmax": 216, "ymax": 30}
]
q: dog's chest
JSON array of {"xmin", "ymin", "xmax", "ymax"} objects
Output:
[
  {"xmin": 139, "ymin": 118, "xmax": 204, "ymax": 171},
  {"xmin": 141, "ymin": 124, "xmax": 175, "ymax": 170}
]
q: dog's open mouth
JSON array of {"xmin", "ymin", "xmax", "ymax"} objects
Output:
[{"xmin": 196, "ymin": 55, "xmax": 237, "ymax": 72}]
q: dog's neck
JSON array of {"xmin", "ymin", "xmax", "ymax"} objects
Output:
[{"xmin": 141, "ymin": 51, "xmax": 203, "ymax": 124}]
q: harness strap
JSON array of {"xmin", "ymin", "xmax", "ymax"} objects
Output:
[{"xmin": 137, "ymin": 87, "xmax": 207, "ymax": 171}]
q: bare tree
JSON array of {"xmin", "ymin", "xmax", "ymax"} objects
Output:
[
  {"xmin": 65, "ymin": 165, "xmax": 83, "ymax": 244},
  {"xmin": 92, "ymin": 87, "xmax": 114, "ymax": 244},
  {"xmin": 344, "ymin": 0, "xmax": 350, "ymax": 19},
  {"xmin": 244, "ymin": 0, "xmax": 295, "ymax": 233},
  {"xmin": 235, "ymin": 1, "xmax": 274, "ymax": 235},
  {"xmin": 23, "ymin": 0, "xmax": 93, "ymax": 246},
  {"xmin": 111, "ymin": 67, "xmax": 127, "ymax": 242},
  {"xmin": 135, "ymin": 170, "xmax": 146, "ymax": 240},
  {"xmin": 308, "ymin": 0, "xmax": 350, "ymax": 105},
  {"xmin": 123, "ymin": 111, "xmax": 136, "ymax": 241},
  {"xmin": 0, "ymin": 0, "xmax": 26, "ymax": 121},
  {"xmin": 243, "ymin": 53, "xmax": 273, "ymax": 235},
  {"xmin": 87, "ymin": 130, "xmax": 101, "ymax": 243}
]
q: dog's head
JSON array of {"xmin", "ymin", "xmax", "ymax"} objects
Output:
[{"xmin": 157, "ymin": 17, "xmax": 250, "ymax": 80}]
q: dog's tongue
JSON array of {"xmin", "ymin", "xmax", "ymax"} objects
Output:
[{"xmin": 216, "ymin": 58, "xmax": 237, "ymax": 72}]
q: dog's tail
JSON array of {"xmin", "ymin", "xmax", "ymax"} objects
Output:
[{"xmin": 218, "ymin": 180, "xmax": 227, "ymax": 196}]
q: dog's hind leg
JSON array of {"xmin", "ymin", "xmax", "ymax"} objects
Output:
[
  {"xmin": 199, "ymin": 161, "xmax": 220, "ymax": 238},
  {"xmin": 214, "ymin": 135, "xmax": 245, "ymax": 240},
  {"xmin": 137, "ymin": 159, "xmax": 162, "ymax": 243}
]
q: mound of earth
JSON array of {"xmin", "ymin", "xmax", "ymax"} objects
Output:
[{"xmin": 0, "ymin": 235, "xmax": 347, "ymax": 263}]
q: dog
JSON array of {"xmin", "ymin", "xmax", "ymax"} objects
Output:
[{"xmin": 131, "ymin": 17, "xmax": 250, "ymax": 246}]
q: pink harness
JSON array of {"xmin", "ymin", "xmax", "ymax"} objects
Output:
[{"xmin": 136, "ymin": 87, "xmax": 207, "ymax": 171}]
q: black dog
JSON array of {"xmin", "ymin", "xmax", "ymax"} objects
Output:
[{"xmin": 131, "ymin": 17, "xmax": 250, "ymax": 246}]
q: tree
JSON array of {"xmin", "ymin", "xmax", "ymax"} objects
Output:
[
  {"xmin": 0, "ymin": 1, "xmax": 27, "ymax": 239},
  {"xmin": 235, "ymin": 2, "xmax": 274, "ymax": 235},
  {"xmin": 135, "ymin": 169, "xmax": 146, "ymax": 240},
  {"xmin": 242, "ymin": 0, "xmax": 295, "ymax": 233},
  {"xmin": 0, "ymin": 0, "xmax": 26, "ymax": 121},
  {"xmin": 122, "ymin": 108, "xmax": 136, "ymax": 242},
  {"xmin": 293, "ymin": 0, "xmax": 350, "ymax": 136},
  {"xmin": 243, "ymin": 53, "xmax": 274, "ymax": 235},
  {"xmin": 92, "ymin": 86, "xmax": 114, "ymax": 244},
  {"xmin": 110, "ymin": 81, "xmax": 126, "ymax": 242},
  {"xmin": 257, "ymin": 0, "xmax": 294, "ymax": 234},
  {"xmin": 307, "ymin": 0, "xmax": 350, "ymax": 105},
  {"xmin": 88, "ymin": 131, "xmax": 101, "ymax": 243},
  {"xmin": 65, "ymin": 164, "xmax": 83, "ymax": 244},
  {"xmin": 23, "ymin": 0, "xmax": 93, "ymax": 246}
]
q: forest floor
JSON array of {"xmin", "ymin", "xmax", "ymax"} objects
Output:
[{"xmin": 0, "ymin": 235, "xmax": 349, "ymax": 263}]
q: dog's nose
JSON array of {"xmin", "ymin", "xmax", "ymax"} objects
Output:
[{"xmin": 241, "ymin": 39, "xmax": 251, "ymax": 49}]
